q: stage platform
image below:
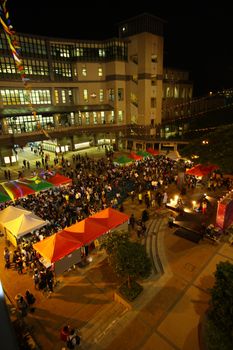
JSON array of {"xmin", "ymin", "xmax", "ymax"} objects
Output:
[{"xmin": 174, "ymin": 228, "xmax": 203, "ymax": 243}]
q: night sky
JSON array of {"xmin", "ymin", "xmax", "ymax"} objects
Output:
[{"xmin": 5, "ymin": 0, "xmax": 233, "ymax": 96}]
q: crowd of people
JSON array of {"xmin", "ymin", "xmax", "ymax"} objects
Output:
[{"xmin": 1, "ymin": 150, "xmax": 232, "ymax": 349}]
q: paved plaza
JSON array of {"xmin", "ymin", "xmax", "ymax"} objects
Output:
[{"xmin": 0, "ymin": 147, "xmax": 233, "ymax": 350}]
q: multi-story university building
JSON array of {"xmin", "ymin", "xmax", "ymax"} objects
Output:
[{"xmin": 0, "ymin": 13, "xmax": 193, "ymax": 164}]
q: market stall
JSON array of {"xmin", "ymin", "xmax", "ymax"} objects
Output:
[{"xmin": 33, "ymin": 232, "xmax": 83, "ymax": 275}]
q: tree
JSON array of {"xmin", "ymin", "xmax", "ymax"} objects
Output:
[
  {"xmin": 205, "ymin": 261, "xmax": 233, "ymax": 350},
  {"xmin": 179, "ymin": 124, "xmax": 233, "ymax": 173},
  {"xmin": 112, "ymin": 241, "xmax": 152, "ymax": 288},
  {"xmin": 101, "ymin": 230, "xmax": 152, "ymax": 289}
]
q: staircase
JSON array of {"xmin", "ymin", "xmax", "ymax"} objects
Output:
[{"xmin": 80, "ymin": 301, "xmax": 128, "ymax": 349}]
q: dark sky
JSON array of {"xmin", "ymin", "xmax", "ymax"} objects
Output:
[{"xmin": 5, "ymin": 0, "xmax": 233, "ymax": 96}]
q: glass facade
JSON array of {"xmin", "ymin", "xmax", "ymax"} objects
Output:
[
  {"xmin": 5, "ymin": 114, "xmax": 54, "ymax": 133},
  {"xmin": 0, "ymin": 89, "xmax": 51, "ymax": 105}
]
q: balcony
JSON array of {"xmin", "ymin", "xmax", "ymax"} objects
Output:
[{"xmin": 0, "ymin": 123, "xmax": 129, "ymax": 147}]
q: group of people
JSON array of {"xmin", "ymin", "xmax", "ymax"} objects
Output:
[
  {"xmin": 15, "ymin": 290, "xmax": 36, "ymax": 317},
  {"xmin": 60, "ymin": 325, "xmax": 81, "ymax": 349}
]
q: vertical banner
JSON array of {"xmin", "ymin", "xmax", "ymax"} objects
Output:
[{"xmin": 216, "ymin": 202, "xmax": 226, "ymax": 229}]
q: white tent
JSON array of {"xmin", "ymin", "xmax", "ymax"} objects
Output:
[
  {"xmin": 0, "ymin": 206, "xmax": 47, "ymax": 246},
  {"xmin": 0, "ymin": 206, "xmax": 31, "ymax": 233},
  {"xmin": 4, "ymin": 214, "xmax": 47, "ymax": 237}
]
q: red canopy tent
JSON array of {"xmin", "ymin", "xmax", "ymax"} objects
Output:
[
  {"xmin": 129, "ymin": 151, "xmax": 142, "ymax": 161},
  {"xmin": 146, "ymin": 148, "xmax": 159, "ymax": 156},
  {"xmin": 45, "ymin": 173, "xmax": 72, "ymax": 186},
  {"xmin": 88, "ymin": 207, "xmax": 129, "ymax": 231},
  {"xmin": 64, "ymin": 218, "xmax": 108, "ymax": 245},
  {"xmin": 186, "ymin": 164, "xmax": 219, "ymax": 177}
]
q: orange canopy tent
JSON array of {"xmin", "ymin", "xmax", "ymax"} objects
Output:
[
  {"xmin": 88, "ymin": 207, "xmax": 129, "ymax": 231},
  {"xmin": 33, "ymin": 232, "xmax": 83, "ymax": 263}
]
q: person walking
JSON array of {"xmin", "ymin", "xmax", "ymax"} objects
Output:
[{"xmin": 25, "ymin": 290, "xmax": 36, "ymax": 312}]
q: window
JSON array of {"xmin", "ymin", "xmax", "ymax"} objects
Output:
[
  {"xmin": 174, "ymin": 86, "xmax": 179, "ymax": 98},
  {"xmin": 83, "ymin": 89, "xmax": 88, "ymax": 102},
  {"xmin": 130, "ymin": 93, "xmax": 138, "ymax": 107},
  {"xmin": 132, "ymin": 75, "xmax": 138, "ymax": 84},
  {"xmin": 151, "ymin": 74, "xmax": 157, "ymax": 86},
  {"xmin": 76, "ymin": 48, "xmax": 84, "ymax": 56},
  {"xmin": 54, "ymin": 90, "xmax": 59, "ymax": 104},
  {"xmin": 99, "ymin": 89, "xmax": 104, "ymax": 102},
  {"xmin": 118, "ymin": 88, "xmax": 124, "ymax": 101},
  {"xmin": 98, "ymin": 67, "xmax": 103, "ymax": 77},
  {"xmin": 118, "ymin": 110, "xmax": 123, "ymax": 123},
  {"xmin": 85, "ymin": 112, "xmax": 90, "ymax": 125},
  {"xmin": 52, "ymin": 62, "xmax": 72, "ymax": 79},
  {"xmin": 100, "ymin": 111, "xmax": 105, "ymax": 124},
  {"xmin": 68, "ymin": 90, "xmax": 73, "ymax": 103},
  {"xmin": 110, "ymin": 111, "xmax": 115, "ymax": 123},
  {"xmin": 151, "ymin": 54, "xmax": 157, "ymax": 63},
  {"xmin": 61, "ymin": 90, "xmax": 66, "ymax": 103},
  {"xmin": 93, "ymin": 112, "xmax": 98, "ymax": 124},
  {"xmin": 99, "ymin": 49, "xmax": 106, "ymax": 57},
  {"xmin": 0, "ymin": 89, "xmax": 51, "ymax": 105},
  {"xmin": 166, "ymin": 87, "xmax": 171, "ymax": 98},
  {"xmin": 108, "ymin": 89, "xmax": 114, "ymax": 102},
  {"xmin": 151, "ymin": 98, "xmax": 156, "ymax": 108},
  {"xmin": 82, "ymin": 66, "xmax": 87, "ymax": 76}
]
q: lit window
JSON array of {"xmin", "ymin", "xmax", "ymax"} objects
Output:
[
  {"xmin": 61, "ymin": 90, "xmax": 66, "ymax": 103},
  {"xmin": 54, "ymin": 90, "xmax": 59, "ymax": 104},
  {"xmin": 101, "ymin": 111, "xmax": 105, "ymax": 124},
  {"xmin": 98, "ymin": 67, "xmax": 103, "ymax": 77},
  {"xmin": 76, "ymin": 48, "xmax": 84, "ymax": 56},
  {"xmin": 83, "ymin": 89, "xmax": 88, "ymax": 102},
  {"xmin": 82, "ymin": 66, "xmax": 87, "ymax": 76},
  {"xmin": 93, "ymin": 112, "xmax": 98, "ymax": 124},
  {"xmin": 98, "ymin": 49, "xmax": 106, "ymax": 57},
  {"xmin": 118, "ymin": 110, "xmax": 123, "ymax": 123},
  {"xmin": 99, "ymin": 89, "xmax": 104, "ymax": 102}
]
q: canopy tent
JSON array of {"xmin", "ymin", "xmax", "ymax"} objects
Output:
[
  {"xmin": 186, "ymin": 164, "xmax": 219, "ymax": 177},
  {"xmin": 0, "ymin": 206, "xmax": 31, "ymax": 231},
  {"xmin": 0, "ymin": 190, "xmax": 11, "ymax": 203},
  {"xmin": 129, "ymin": 152, "xmax": 142, "ymax": 161},
  {"xmin": 115, "ymin": 155, "xmax": 132, "ymax": 165},
  {"xmin": 4, "ymin": 213, "xmax": 47, "ymax": 238},
  {"xmin": 1, "ymin": 181, "xmax": 35, "ymax": 200},
  {"xmin": 89, "ymin": 207, "xmax": 129, "ymax": 231},
  {"xmin": 137, "ymin": 150, "xmax": 152, "ymax": 158},
  {"xmin": 33, "ymin": 232, "xmax": 82, "ymax": 275},
  {"xmin": 18, "ymin": 176, "xmax": 53, "ymax": 192},
  {"xmin": 146, "ymin": 148, "xmax": 159, "ymax": 156},
  {"xmin": 44, "ymin": 173, "xmax": 72, "ymax": 186},
  {"xmin": 1, "ymin": 209, "xmax": 47, "ymax": 247},
  {"xmin": 33, "ymin": 233, "xmax": 82, "ymax": 263},
  {"xmin": 64, "ymin": 218, "xmax": 108, "ymax": 245}
]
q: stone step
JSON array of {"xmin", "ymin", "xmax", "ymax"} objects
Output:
[{"xmin": 80, "ymin": 301, "xmax": 127, "ymax": 349}]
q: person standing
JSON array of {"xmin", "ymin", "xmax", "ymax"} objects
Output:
[{"xmin": 60, "ymin": 325, "xmax": 70, "ymax": 342}]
